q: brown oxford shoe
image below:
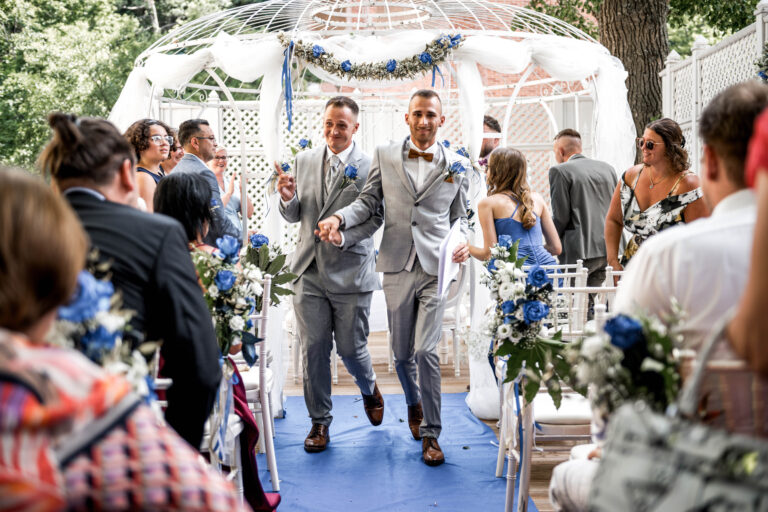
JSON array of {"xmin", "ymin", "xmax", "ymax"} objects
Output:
[
  {"xmin": 407, "ymin": 402, "xmax": 423, "ymax": 440},
  {"xmin": 362, "ymin": 384, "xmax": 385, "ymax": 426},
  {"xmin": 422, "ymin": 437, "xmax": 445, "ymax": 466},
  {"xmin": 304, "ymin": 423, "xmax": 330, "ymax": 453}
]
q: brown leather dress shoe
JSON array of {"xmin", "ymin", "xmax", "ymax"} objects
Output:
[
  {"xmin": 407, "ymin": 402, "xmax": 423, "ymax": 440},
  {"xmin": 362, "ymin": 384, "xmax": 385, "ymax": 426},
  {"xmin": 422, "ymin": 437, "xmax": 445, "ymax": 466},
  {"xmin": 304, "ymin": 423, "xmax": 330, "ymax": 453}
]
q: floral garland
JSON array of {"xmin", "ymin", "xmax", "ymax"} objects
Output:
[
  {"xmin": 757, "ymin": 42, "xmax": 768, "ymax": 83},
  {"xmin": 278, "ymin": 32, "xmax": 464, "ymax": 82}
]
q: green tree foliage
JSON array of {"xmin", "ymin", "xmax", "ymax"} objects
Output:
[{"xmin": 668, "ymin": 0, "xmax": 758, "ymax": 36}]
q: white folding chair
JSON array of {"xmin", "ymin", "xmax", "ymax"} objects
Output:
[
  {"xmin": 440, "ymin": 263, "xmax": 470, "ymax": 377},
  {"xmin": 237, "ymin": 275, "xmax": 280, "ymax": 491},
  {"xmin": 602, "ymin": 265, "xmax": 625, "ymax": 288}
]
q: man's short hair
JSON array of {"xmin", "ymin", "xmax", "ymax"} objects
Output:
[
  {"xmin": 554, "ymin": 128, "xmax": 581, "ymax": 141},
  {"xmin": 178, "ymin": 119, "xmax": 210, "ymax": 146},
  {"xmin": 699, "ymin": 81, "xmax": 768, "ymax": 187},
  {"xmin": 483, "ymin": 115, "xmax": 501, "ymax": 133},
  {"xmin": 325, "ymin": 96, "xmax": 359, "ymax": 116},
  {"xmin": 410, "ymin": 89, "xmax": 441, "ymax": 106}
]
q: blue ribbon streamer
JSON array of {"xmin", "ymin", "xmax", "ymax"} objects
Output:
[
  {"xmin": 431, "ymin": 65, "xmax": 445, "ymax": 87},
  {"xmin": 282, "ymin": 41, "xmax": 295, "ymax": 132}
]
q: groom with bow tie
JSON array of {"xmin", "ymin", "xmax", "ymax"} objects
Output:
[
  {"xmin": 277, "ymin": 96, "xmax": 384, "ymax": 453},
  {"xmin": 318, "ymin": 89, "xmax": 470, "ymax": 466}
]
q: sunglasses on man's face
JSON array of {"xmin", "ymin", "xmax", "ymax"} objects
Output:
[{"xmin": 636, "ymin": 138, "xmax": 663, "ymax": 150}]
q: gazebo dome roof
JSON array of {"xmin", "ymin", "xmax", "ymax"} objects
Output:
[{"xmin": 141, "ymin": 0, "xmax": 595, "ymax": 60}]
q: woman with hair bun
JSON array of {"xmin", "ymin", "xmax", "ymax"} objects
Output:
[
  {"xmin": 469, "ymin": 146, "xmax": 561, "ymax": 264},
  {"xmin": 605, "ymin": 118, "xmax": 708, "ymax": 269}
]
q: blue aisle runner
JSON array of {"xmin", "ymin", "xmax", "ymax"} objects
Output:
[{"xmin": 258, "ymin": 393, "xmax": 538, "ymax": 512}]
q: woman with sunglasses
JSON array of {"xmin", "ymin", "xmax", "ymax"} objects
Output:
[
  {"xmin": 124, "ymin": 118, "xmax": 173, "ymax": 212},
  {"xmin": 161, "ymin": 127, "xmax": 185, "ymax": 173},
  {"xmin": 604, "ymin": 118, "xmax": 708, "ymax": 270}
]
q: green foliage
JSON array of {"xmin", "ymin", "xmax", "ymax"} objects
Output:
[
  {"xmin": 668, "ymin": 0, "xmax": 758, "ymax": 36},
  {"xmin": 526, "ymin": 0, "xmax": 600, "ymax": 39},
  {"xmin": 756, "ymin": 43, "xmax": 768, "ymax": 83},
  {"xmin": 667, "ymin": 15, "xmax": 719, "ymax": 57}
]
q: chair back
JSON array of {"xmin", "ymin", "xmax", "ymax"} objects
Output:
[
  {"xmin": 551, "ymin": 285, "xmax": 617, "ymax": 340},
  {"xmin": 603, "ymin": 265, "xmax": 625, "ymax": 287}
]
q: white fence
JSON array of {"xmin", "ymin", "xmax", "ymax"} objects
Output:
[{"xmin": 661, "ymin": 1, "xmax": 768, "ymax": 171}]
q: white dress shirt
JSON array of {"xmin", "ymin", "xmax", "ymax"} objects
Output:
[
  {"xmin": 614, "ymin": 188, "xmax": 757, "ymax": 353},
  {"xmin": 405, "ymin": 139, "xmax": 440, "ymax": 191}
]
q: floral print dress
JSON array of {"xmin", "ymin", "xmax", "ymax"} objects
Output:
[{"xmin": 619, "ymin": 168, "xmax": 702, "ymax": 264}]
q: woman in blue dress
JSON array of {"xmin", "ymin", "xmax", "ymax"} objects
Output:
[{"xmin": 469, "ymin": 147, "xmax": 561, "ymax": 265}]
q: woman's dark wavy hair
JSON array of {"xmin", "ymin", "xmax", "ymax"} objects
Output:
[
  {"xmin": 39, "ymin": 113, "xmax": 135, "ymax": 185},
  {"xmin": 646, "ymin": 118, "xmax": 690, "ymax": 173},
  {"xmin": 154, "ymin": 172, "xmax": 212, "ymax": 242},
  {"xmin": 124, "ymin": 118, "xmax": 172, "ymax": 161}
]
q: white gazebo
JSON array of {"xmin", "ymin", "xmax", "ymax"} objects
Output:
[{"xmin": 109, "ymin": 0, "xmax": 636, "ymax": 420}]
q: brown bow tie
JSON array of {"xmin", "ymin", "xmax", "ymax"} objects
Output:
[{"xmin": 408, "ymin": 148, "xmax": 434, "ymax": 162}]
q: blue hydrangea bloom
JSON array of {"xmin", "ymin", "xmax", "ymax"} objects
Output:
[
  {"xmin": 419, "ymin": 52, "xmax": 433, "ymax": 65},
  {"xmin": 498, "ymin": 234, "xmax": 513, "ymax": 248},
  {"xmin": 526, "ymin": 265, "xmax": 551, "ymax": 287},
  {"xmin": 214, "ymin": 269, "xmax": 237, "ymax": 292},
  {"xmin": 58, "ymin": 271, "xmax": 113, "ymax": 323},
  {"xmin": 604, "ymin": 314, "xmax": 645, "ymax": 350},
  {"xmin": 298, "ymin": 138, "xmax": 310, "ymax": 148},
  {"xmin": 522, "ymin": 300, "xmax": 549, "ymax": 324},
  {"xmin": 312, "ymin": 45, "xmax": 325, "ymax": 58},
  {"xmin": 81, "ymin": 325, "xmax": 119, "ymax": 360},
  {"xmin": 450, "ymin": 34, "xmax": 462, "ymax": 47},
  {"xmin": 250, "ymin": 233, "xmax": 269, "ymax": 249},
  {"xmin": 344, "ymin": 164, "xmax": 358, "ymax": 179},
  {"xmin": 386, "ymin": 59, "xmax": 397, "ymax": 72},
  {"xmin": 341, "ymin": 60, "xmax": 352, "ymax": 72},
  {"xmin": 216, "ymin": 235, "xmax": 241, "ymax": 263}
]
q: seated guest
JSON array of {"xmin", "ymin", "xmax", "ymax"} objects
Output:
[
  {"xmin": 604, "ymin": 118, "xmax": 708, "ymax": 270},
  {"xmin": 124, "ymin": 118, "xmax": 173, "ymax": 212},
  {"xmin": 550, "ymin": 80, "xmax": 768, "ymax": 512},
  {"xmin": 469, "ymin": 147, "xmax": 561, "ymax": 264},
  {"xmin": 162, "ymin": 127, "xmax": 185, "ymax": 173},
  {"xmin": 0, "ymin": 167, "xmax": 248, "ymax": 511},
  {"xmin": 729, "ymin": 107, "xmax": 768, "ymax": 377},
  {"xmin": 207, "ymin": 147, "xmax": 254, "ymax": 239},
  {"xmin": 174, "ymin": 118, "xmax": 240, "ymax": 244},
  {"xmin": 40, "ymin": 113, "xmax": 221, "ymax": 450}
]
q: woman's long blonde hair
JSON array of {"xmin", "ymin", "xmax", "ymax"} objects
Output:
[{"xmin": 486, "ymin": 147, "xmax": 536, "ymax": 229}]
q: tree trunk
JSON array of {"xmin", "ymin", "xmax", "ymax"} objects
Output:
[{"xmin": 598, "ymin": 0, "xmax": 669, "ymax": 146}]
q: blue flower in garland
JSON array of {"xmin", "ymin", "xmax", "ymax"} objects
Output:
[
  {"xmin": 604, "ymin": 314, "xmax": 645, "ymax": 350},
  {"xmin": 298, "ymin": 138, "xmax": 310, "ymax": 149},
  {"xmin": 442, "ymin": 139, "xmax": 451, "ymax": 148},
  {"xmin": 341, "ymin": 60, "xmax": 352, "ymax": 72},
  {"xmin": 498, "ymin": 234, "xmax": 513, "ymax": 248},
  {"xmin": 450, "ymin": 34, "xmax": 463, "ymax": 48},
  {"xmin": 522, "ymin": 300, "xmax": 549, "ymax": 324},
  {"xmin": 250, "ymin": 233, "xmax": 269, "ymax": 249},
  {"xmin": 214, "ymin": 269, "xmax": 237, "ymax": 292},
  {"xmin": 386, "ymin": 59, "xmax": 397, "ymax": 73},
  {"xmin": 456, "ymin": 147, "xmax": 470, "ymax": 159},
  {"xmin": 312, "ymin": 45, "xmax": 325, "ymax": 58},
  {"xmin": 419, "ymin": 52, "xmax": 433, "ymax": 65},
  {"xmin": 216, "ymin": 235, "xmax": 241, "ymax": 264},
  {"xmin": 280, "ymin": 162, "xmax": 291, "ymax": 173},
  {"xmin": 58, "ymin": 271, "xmax": 113, "ymax": 323}
]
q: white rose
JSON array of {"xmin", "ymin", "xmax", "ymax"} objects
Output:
[
  {"xmin": 514, "ymin": 282, "xmax": 526, "ymax": 295},
  {"xmin": 498, "ymin": 282, "xmax": 515, "ymax": 300},
  {"xmin": 581, "ymin": 335, "xmax": 607, "ymax": 359},
  {"xmin": 94, "ymin": 311, "xmax": 126, "ymax": 333},
  {"xmin": 499, "ymin": 271, "xmax": 511, "ymax": 283},
  {"xmin": 497, "ymin": 323, "xmax": 512, "ymax": 339},
  {"xmin": 229, "ymin": 315, "xmax": 245, "ymax": 331},
  {"xmin": 208, "ymin": 285, "xmax": 219, "ymax": 298},
  {"xmin": 513, "ymin": 268, "xmax": 525, "ymax": 279}
]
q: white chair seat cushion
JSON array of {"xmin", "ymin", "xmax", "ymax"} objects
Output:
[
  {"xmin": 239, "ymin": 366, "xmax": 274, "ymax": 401},
  {"xmin": 533, "ymin": 392, "xmax": 591, "ymax": 425}
]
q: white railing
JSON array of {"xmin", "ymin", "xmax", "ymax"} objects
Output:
[{"xmin": 660, "ymin": 1, "xmax": 768, "ymax": 171}]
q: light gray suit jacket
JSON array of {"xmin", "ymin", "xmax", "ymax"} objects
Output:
[
  {"xmin": 279, "ymin": 143, "xmax": 383, "ymax": 294},
  {"xmin": 173, "ymin": 153, "xmax": 240, "ymax": 245},
  {"xmin": 548, "ymin": 153, "xmax": 617, "ymax": 264},
  {"xmin": 336, "ymin": 138, "xmax": 469, "ymax": 276}
]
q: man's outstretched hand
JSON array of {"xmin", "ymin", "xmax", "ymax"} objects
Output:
[
  {"xmin": 274, "ymin": 161, "xmax": 296, "ymax": 202},
  {"xmin": 315, "ymin": 215, "xmax": 341, "ymax": 244}
]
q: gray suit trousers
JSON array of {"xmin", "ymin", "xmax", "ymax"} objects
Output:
[
  {"xmin": 383, "ymin": 259, "xmax": 446, "ymax": 439},
  {"xmin": 294, "ymin": 262, "xmax": 376, "ymax": 426}
]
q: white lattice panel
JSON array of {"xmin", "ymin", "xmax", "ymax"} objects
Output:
[
  {"xmin": 699, "ymin": 27, "xmax": 758, "ymax": 107},
  {"xmin": 672, "ymin": 62, "xmax": 694, "ymax": 122}
]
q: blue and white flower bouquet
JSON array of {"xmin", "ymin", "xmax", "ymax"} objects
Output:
[
  {"xmin": 482, "ymin": 236, "xmax": 568, "ymax": 405},
  {"xmin": 243, "ymin": 232, "xmax": 297, "ymax": 309}
]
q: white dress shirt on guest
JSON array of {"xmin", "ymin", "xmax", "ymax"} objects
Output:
[{"xmin": 613, "ymin": 188, "xmax": 757, "ymax": 353}]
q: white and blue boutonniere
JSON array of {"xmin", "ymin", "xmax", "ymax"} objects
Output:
[
  {"xmin": 445, "ymin": 160, "xmax": 466, "ymax": 183},
  {"xmin": 339, "ymin": 163, "xmax": 359, "ymax": 189}
]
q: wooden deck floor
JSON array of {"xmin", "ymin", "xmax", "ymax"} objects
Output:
[{"xmin": 283, "ymin": 331, "xmax": 569, "ymax": 512}]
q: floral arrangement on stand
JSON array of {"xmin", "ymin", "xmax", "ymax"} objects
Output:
[
  {"xmin": 47, "ymin": 260, "xmax": 156, "ymax": 404},
  {"xmin": 563, "ymin": 308, "xmax": 683, "ymax": 421},
  {"xmin": 482, "ymin": 236, "xmax": 569, "ymax": 406},
  {"xmin": 279, "ymin": 32, "xmax": 464, "ymax": 81},
  {"xmin": 756, "ymin": 42, "xmax": 768, "ymax": 82}
]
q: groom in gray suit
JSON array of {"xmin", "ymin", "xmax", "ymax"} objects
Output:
[
  {"xmin": 318, "ymin": 90, "xmax": 471, "ymax": 466},
  {"xmin": 277, "ymin": 96, "xmax": 384, "ymax": 453},
  {"xmin": 548, "ymin": 129, "xmax": 616, "ymax": 287}
]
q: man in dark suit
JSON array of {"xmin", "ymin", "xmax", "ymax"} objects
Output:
[
  {"xmin": 174, "ymin": 118, "xmax": 240, "ymax": 244},
  {"xmin": 548, "ymin": 129, "xmax": 617, "ymax": 287},
  {"xmin": 52, "ymin": 117, "xmax": 221, "ymax": 450}
]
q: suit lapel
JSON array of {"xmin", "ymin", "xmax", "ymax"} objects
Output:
[
  {"xmin": 392, "ymin": 140, "xmax": 417, "ymax": 200},
  {"xmin": 417, "ymin": 144, "xmax": 450, "ymax": 201},
  {"xmin": 319, "ymin": 145, "xmax": 359, "ymax": 219}
]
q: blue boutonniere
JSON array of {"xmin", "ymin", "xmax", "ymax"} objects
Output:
[
  {"xmin": 339, "ymin": 163, "xmax": 359, "ymax": 189},
  {"xmin": 445, "ymin": 160, "xmax": 466, "ymax": 183}
]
